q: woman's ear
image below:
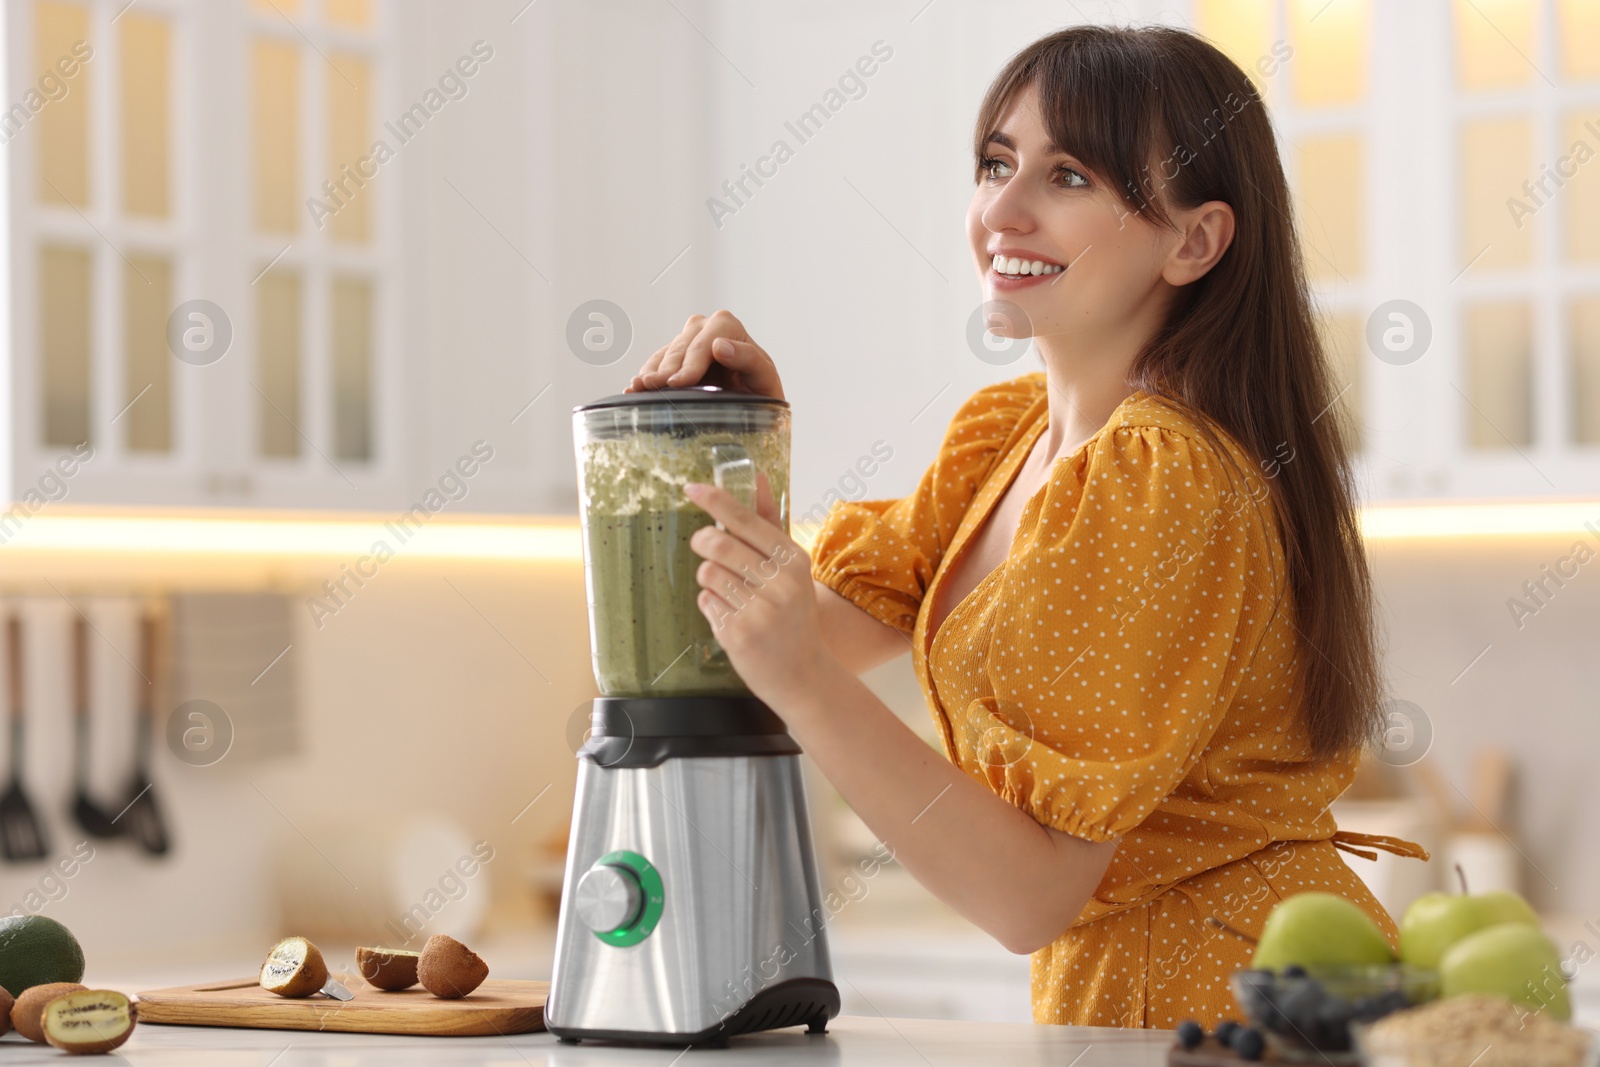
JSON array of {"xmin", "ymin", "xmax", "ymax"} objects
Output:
[{"xmin": 1161, "ymin": 200, "xmax": 1235, "ymax": 287}]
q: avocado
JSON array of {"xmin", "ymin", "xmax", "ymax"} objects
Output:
[{"xmin": 0, "ymin": 916, "xmax": 86, "ymax": 997}]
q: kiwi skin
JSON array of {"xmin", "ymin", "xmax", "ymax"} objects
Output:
[
  {"xmin": 42, "ymin": 989, "xmax": 136, "ymax": 1055},
  {"xmin": 12, "ymin": 982, "xmax": 88, "ymax": 1043},
  {"xmin": 417, "ymin": 934, "xmax": 489, "ymax": 999},
  {"xmin": 0, "ymin": 984, "xmax": 12, "ymax": 1036},
  {"xmin": 355, "ymin": 947, "xmax": 421, "ymax": 991},
  {"xmin": 258, "ymin": 936, "xmax": 329, "ymax": 998}
]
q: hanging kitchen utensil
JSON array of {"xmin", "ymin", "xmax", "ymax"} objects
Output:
[
  {"xmin": 122, "ymin": 611, "xmax": 170, "ymax": 856},
  {"xmin": 71, "ymin": 614, "xmax": 121, "ymax": 839},
  {"xmin": 1, "ymin": 614, "xmax": 49, "ymax": 861}
]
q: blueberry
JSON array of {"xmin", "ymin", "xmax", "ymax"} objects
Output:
[
  {"xmin": 1321, "ymin": 1029, "xmax": 1354, "ymax": 1054},
  {"xmin": 1316, "ymin": 994, "xmax": 1353, "ymax": 1024},
  {"xmin": 1283, "ymin": 964, "xmax": 1308, "ymax": 979},
  {"xmin": 1251, "ymin": 982, "xmax": 1290, "ymax": 1032},
  {"xmin": 1268, "ymin": 978, "xmax": 1332, "ymax": 1047},
  {"xmin": 1234, "ymin": 980, "xmax": 1274, "ymax": 1020},
  {"xmin": 1351, "ymin": 994, "xmax": 1382, "ymax": 1019},
  {"xmin": 1278, "ymin": 978, "xmax": 1323, "ymax": 1024},
  {"xmin": 1375, "ymin": 988, "xmax": 1410, "ymax": 1014},
  {"xmin": 1231, "ymin": 1026, "xmax": 1266, "ymax": 1060},
  {"xmin": 1312, "ymin": 994, "xmax": 1355, "ymax": 1049},
  {"xmin": 1215, "ymin": 1019, "xmax": 1241, "ymax": 1045},
  {"xmin": 1176, "ymin": 1020, "xmax": 1204, "ymax": 1049}
]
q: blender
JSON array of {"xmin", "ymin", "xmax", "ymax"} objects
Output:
[{"xmin": 545, "ymin": 386, "xmax": 840, "ymax": 1046}]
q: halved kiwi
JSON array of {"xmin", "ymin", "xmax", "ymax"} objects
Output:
[
  {"xmin": 12, "ymin": 982, "xmax": 87, "ymax": 1042},
  {"xmin": 355, "ymin": 946, "xmax": 421, "ymax": 991},
  {"xmin": 258, "ymin": 936, "xmax": 329, "ymax": 998},
  {"xmin": 42, "ymin": 988, "xmax": 136, "ymax": 1054}
]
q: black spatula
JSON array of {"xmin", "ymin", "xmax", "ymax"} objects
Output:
[
  {"xmin": 1, "ymin": 614, "xmax": 49, "ymax": 861},
  {"xmin": 71, "ymin": 614, "xmax": 121, "ymax": 839},
  {"xmin": 121, "ymin": 612, "xmax": 169, "ymax": 856}
]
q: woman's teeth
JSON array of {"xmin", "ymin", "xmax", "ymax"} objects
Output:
[{"xmin": 990, "ymin": 254, "xmax": 1064, "ymax": 278}]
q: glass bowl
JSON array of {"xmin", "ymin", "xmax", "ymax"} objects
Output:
[{"xmin": 1229, "ymin": 964, "xmax": 1440, "ymax": 1063}]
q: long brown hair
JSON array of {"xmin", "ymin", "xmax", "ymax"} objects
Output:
[{"xmin": 972, "ymin": 25, "xmax": 1380, "ymax": 761}]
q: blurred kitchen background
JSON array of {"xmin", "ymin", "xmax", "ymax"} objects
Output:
[{"xmin": 1, "ymin": 0, "xmax": 1598, "ymax": 1025}]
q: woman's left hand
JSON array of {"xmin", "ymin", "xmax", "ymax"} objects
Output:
[{"xmin": 684, "ymin": 471, "xmax": 833, "ymax": 706}]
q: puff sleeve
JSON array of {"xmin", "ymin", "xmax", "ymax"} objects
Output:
[
  {"xmin": 808, "ymin": 375, "xmax": 1045, "ymax": 634},
  {"xmin": 952, "ymin": 421, "xmax": 1278, "ymax": 844}
]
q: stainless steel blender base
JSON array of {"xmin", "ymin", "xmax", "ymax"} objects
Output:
[{"xmin": 545, "ymin": 751, "xmax": 839, "ymax": 1043}]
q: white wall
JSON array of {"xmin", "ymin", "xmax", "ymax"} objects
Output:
[{"xmin": 1368, "ymin": 534, "xmax": 1600, "ymax": 916}]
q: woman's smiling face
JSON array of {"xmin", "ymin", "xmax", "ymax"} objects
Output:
[{"xmin": 966, "ymin": 81, "xmax": 1180, "ymax": 347}]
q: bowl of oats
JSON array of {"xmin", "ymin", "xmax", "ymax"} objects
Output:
[{"xmin": 1352, "ymin": 993, "xmax": 1599, "ymax": 1067}]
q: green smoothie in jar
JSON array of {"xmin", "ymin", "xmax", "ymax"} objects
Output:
[{"xmin": 573, "ymin": 389, "xmax": 791, "ymax": 697}]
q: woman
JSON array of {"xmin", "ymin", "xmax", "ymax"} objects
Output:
[{"xmin": 624, "ymin": 24, "xmax": 1427, "ymax": 1028}]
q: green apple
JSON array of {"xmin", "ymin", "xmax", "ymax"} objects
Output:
[
  {"xmin": 1439, "ymin": 922, "xmax": 1570, "ymax": 1021},
  {"xmin": 1399, "ymin": 892, "xmax": 1490, "ymax": 969},
  {"xmin": 1477, "ymin": 889, "xmax": 1540, "ymax": 928},
  {"xmin": 1251, "ymin": 892, "xmax": 1396, "ymax": 972},
  {"xmin": 1399, "ymin": 889, "xmax": 1539, "ymax": 968}
]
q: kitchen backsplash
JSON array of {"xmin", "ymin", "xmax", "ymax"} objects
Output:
[{"xmin": 1, "ymin": 519, "xmax": 1596, "ymax": 966}]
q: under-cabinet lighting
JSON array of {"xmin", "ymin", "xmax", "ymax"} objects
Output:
[
  {"xmin": 1359, "ymin": 500, "xmax": 1600, "ymax": 541},
  {"xmin": 0, "ymin": 498, "xmax": 1596, "ymax": 561},
  {"xmin": 0, "ymin": 512, "xmax": 584, "ymax": 561}
]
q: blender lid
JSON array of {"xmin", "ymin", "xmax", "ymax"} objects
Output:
[{"xmin": 574, "ymin": 385, "xmax": 789, "ymax": 413}]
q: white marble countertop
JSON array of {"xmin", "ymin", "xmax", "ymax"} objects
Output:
[{"xmin": 0, "ymin": 1014, "xmax": 1175, "ymax": 1065}]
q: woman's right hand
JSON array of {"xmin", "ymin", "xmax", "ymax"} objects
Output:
[{"xmin": 625, "ymin": 310, "xmax": 785, "ymax": 400}]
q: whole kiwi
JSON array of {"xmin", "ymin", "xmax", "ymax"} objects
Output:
[{"xmin": 417, "ymin": 934, "xmax": 488, "ymax": 999}]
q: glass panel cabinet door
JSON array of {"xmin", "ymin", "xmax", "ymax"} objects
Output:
[
  {"xmin": 39, "ymin": 244, "xmax": 91, "ymax": 448},
  {"xmin": 1194, "ymin": 0, "xmax": 1600, "ymax": 498},
  {"xmin": 9, "ymin": 0, "xmax": 406, "ymax": 508}
]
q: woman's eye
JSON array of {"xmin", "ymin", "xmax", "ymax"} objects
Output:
[
  {"xmin": 979, "ymin": 156, "xmax": 1013, "ymax": 181},
  {"xmin": 977, "ymin": 156, "xmax": 1089, "ymax": 189},
  {"xmin": 1056, "ymin": 166, "xmax": 1089, "ymax": 189}
]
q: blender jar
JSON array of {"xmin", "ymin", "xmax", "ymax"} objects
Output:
[{"xmin": 573, "ymin": 387, "xmax": 791, "ymax": 697}]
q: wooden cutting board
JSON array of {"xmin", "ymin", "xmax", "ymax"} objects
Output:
[{"xmin": 135, "ymin": 976, "xmax": 548, "ymax": 1036}]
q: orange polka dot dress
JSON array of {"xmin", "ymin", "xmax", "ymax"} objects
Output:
[{"xmin": 808, "ymin": 372, "xmax": 1429, "ymax": 1029}]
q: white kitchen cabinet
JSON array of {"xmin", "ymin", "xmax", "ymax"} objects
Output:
[
  {"xmin": 4, "ymin": 0, "xmax": 715, "ymax": 515},
  {"xmin": 1194, "ymin": 0, "xmax": 1600, "ymax": 501},
  {"xmin": 10, "ymin": 0, "xmax": 404, "ymax": 508}
]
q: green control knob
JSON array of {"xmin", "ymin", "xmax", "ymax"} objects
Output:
[{"xmin": 576, "ymin": 850, "xmax": 664, "ymax": 947}]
